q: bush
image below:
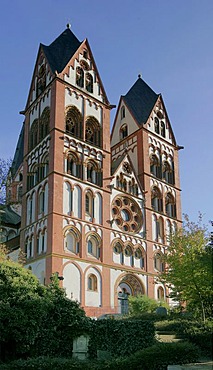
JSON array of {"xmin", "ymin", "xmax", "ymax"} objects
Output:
[
  {"xmin": 0, "ymin": 356, "xmax": 101, "ymax": 370},
  {"xmin": 89, "ymin": 319, "xmax": 155, "ymax": 358},
  {"xmin": 155, "ymin": 318, "xmax": 213, "ymax": 357},
  {"xmin": 105, "ymin": 341, "xmax": 200, "ymax": 370}
]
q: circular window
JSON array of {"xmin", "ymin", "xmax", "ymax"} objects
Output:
[{"xmin": 111, "ymin": 195, "xmax": 143, "ymax": 233}]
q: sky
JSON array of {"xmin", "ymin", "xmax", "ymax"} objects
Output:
[{"xmin": 0, "ymin": 0, "xmax": 212, "ymax": 230}]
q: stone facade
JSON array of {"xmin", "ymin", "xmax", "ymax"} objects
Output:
[{"xmin": 6, "ymin": 26, "xmax": 182, "ymax": 316}]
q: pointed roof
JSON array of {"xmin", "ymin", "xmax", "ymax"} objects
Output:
[
  {"xmin": 11, "ymin": 124, "xmax": 24, "ymax": 178},
  {"xmin": 111, "ymin": 153, "xmax": 126, "ymax": 175},
  {"xmin": 123, "ymin": 76, "xmax": 159, "ymax": 125},
  {"xmin": 41, "ymin": 27, "xmax": 82, "ymax": 74},
  {"xmin": 1, "ymin": 205, "xmax": 21, "ymax": 226}
]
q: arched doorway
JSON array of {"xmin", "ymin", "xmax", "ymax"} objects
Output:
[{"xmin": 117, "ymin": 274, "xmax": 144, "ymax": 314}]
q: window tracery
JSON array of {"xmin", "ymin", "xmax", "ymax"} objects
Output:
[
  {"xmin": 40, "ymin": 107, "xmax": 50, "ymax": 141},
  {"xmin": 65, "ymin": 106, "xmax": 83, "ymax": 139},
  {"xmin": 85, "ymin": 116, "xmax": 102, "ymax": 148},
  {"xmin": 111, "ymin": 196, "xmax": 143, "ymax": 233}
]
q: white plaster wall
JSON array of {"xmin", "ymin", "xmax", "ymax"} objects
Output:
[
  {"xmin": 111, "ymin": 103, "xmax": 139, "ymax": 147},
  {"xmin": 25, "ymin": 258, "xmax": 46, "ymax": 284},
  {"xmin": 65, "ymin": 89, "xmax": 84, "ymax": 112},
  {"xmin": 63, "ymin": 262, "xmax": 81, "ymax": 302},
  {"xmin": 40, "ymin": 93, "xmax": 51, "ymax": 114},
  {"xmin": 85, "ymin": 100, "xmax": 101, "ymax": 122}
]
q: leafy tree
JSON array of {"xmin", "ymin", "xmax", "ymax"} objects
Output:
[
  {"xmin": 128, "ymin": 295, "xmax": 162, "ymax": 315},
  {"xmin": 159, "ymin": 215, "xmax": 213, "ymax": 322},
  {"xmin": 0, "ymin": 250, "xmax": 89, "ymax": 361},
  {"xmin": 0, "ymin": 158, "xmax": 12, "ymax": 204}
]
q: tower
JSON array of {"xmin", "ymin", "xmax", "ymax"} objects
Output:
[{"xmin": 111, "ymin": 76, "xmax": 182, "ymax": 301}]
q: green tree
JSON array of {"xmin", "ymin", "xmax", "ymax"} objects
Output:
[
  {"xmin": 0, "ymin": 250, "xmax": 89, "ymax": 361},
  {"xmin": 160, "ymin": 215, "xmax": 213, "ymax": 322},
  {"xmin": 128, "ymin": 295, "xmax": 159, "ymax": 315}
]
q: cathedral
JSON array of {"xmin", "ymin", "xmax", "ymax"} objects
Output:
[{"xmin": 3, "ymin": 25, "xmax": 182, "ymax": 317}]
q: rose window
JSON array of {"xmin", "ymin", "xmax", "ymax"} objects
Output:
[{"xmin": 111, "ymin": 196, "xmax": 143, "ymax": 233}]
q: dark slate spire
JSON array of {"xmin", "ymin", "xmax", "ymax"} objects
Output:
[
  {"xmin": 123, "ymin": 76, "xmax": 159, "ymax": 125},
  {"xmin": 41, "ymin": 27, "xmax": 82, "ymax": 74},
  {"xmin": 11, "ymin": 124, "xmax": 24, "ymax": 178}
]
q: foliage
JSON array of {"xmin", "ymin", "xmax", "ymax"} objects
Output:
[
  {"xmin": 0, "ymin": 158, "xmax": 12, "ymax": 204},
  {"xmin": 0, "ymin": 342, "xmax": 202, "ymax": 370},
  {"xmin": 0, "ymin": 356, "xmax": 93, "ymax": 370},
  {"xmin": 159, "ymin": 215, "xmax": 213, "ymax": 321},
  {"xmin": 128, "ymin": 294, "xmax": 169, "ymax": 316},
  {"xmin": 32, "ymin": 273, "xmax": 90, "ymax": 357},
  {"xmin": 113, "ymin": 341, "xmax": 200, "ymax": 370},
  {"xmin": 88, "ymin": 318, "xmax": 155, "ymax": 358},
  {"xmin": 0, "ymin": 253, "xmax": 89, "ymax": 361},
  {"xmin": 155, "ymin": 318, "xmax": 213, "ymax": 357}
]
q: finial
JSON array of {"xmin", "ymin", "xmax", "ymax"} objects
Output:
[
  {"xmin": 66, "ymin": 23, "xmax": 71, "ymax": 29},
  {"xmin": 138, "ymin": 73, "xmax": 141, "ymax": 79}
]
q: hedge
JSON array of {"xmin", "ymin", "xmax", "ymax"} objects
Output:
[
  {"xmin": 88, "ymin": 318, "xmax": 155, "ymax": 357},
  {"xmin": 0, "ymin": 342, "xmax": 200, "ymax": 370}
]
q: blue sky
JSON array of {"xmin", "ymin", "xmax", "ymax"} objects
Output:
[{"xmin": 0, "ymin": 0, "xmax": 212, "ymax": 229}]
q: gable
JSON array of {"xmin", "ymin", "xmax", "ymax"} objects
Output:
[
  {"xmin": 145, "ymin": 95, "xmax": 176, "ymax": 146},
  {"xmin": 111, "ymin": 154, "xmax": 144, "ymax": 198}
]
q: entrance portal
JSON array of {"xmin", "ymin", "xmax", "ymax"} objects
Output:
[{"xmin": 117, "ymin": 274, "xmax": 144, "ymax": 314}]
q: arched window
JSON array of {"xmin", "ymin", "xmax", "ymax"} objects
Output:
[
  {"xmin": 120, "ymin": 124, "xmax": 128, "ymax": 140},
  {"xmin": 124, "ymin": 245, "xmax": 134, "ymax": 266},
  {"xmin": 121, "ymin": 106, "xmax": 125, "ymax": 119},
  {"xmin": 161, "ymin": 122, "xmax": 165, "ymax": 137},
  {"xmin": 65, "ymin": 106, "xmax": 83, "ymax": 139},
  {"xmin": 38, "ymin": 189, "xmax": 45, "ymax": 214},
  {"xmin": 86, "ymin": 73, "xmax": 93, "ymax": 93},
  {"xmin": 157, "ymin": 217, "xmax": 164, "ymax": 243},
  {"xmin": 86, "ymin": 160, "xmax": 102, "ymax": 186},
  {"xmin": 157, "ymin": 286, "xmax": 165, "ymax": 300},
  {"xmin": 85, "ymin": 191, "xmax": 93, "ymax": 218},
  {"xmin": 40, "ymin": 107, "xmax": 50, "ymax": 141},
  {"xmin": 85, "ymin": 116, "xmax": 102, "ymax": 148},
  {"xmin": 76, "ymin": 67, "xmax": 84, "ymax": 87},
  {"xmin": 134, "ymin": 247, "xmax": 145, "ymax": 269},
  {"xmin": 165, "ymin": 193, "xmax": 176, "ymax": 218},
  {"xmin": 87, "ymin": 234, "xmax": 101, "ymax": 259},
  {"xmin": 162, "ymin": 161, "xmax": 171, "ymax": 183},
  {"xmin": 36, "ymin": 64, "xmax": 46, "ymax": 97},
  {"xmin": 113, "ymin": 241, "xmax": 124, "ymax": 264},
  {"xmin": 26, "ymin": 236, "xmax": 33, "ymax": 259},
  {"xmin": 29, "ymin": 119, "xmax": 39, "ymax": 150},
  {"xmin": 154, "ymin": 252, "xmax": 165, "ymax": 272},
  {"xmin": 150, "ymin": 154, "xmax": 161, "ymax": 178},
  {"xmin": 151, "ymin": 187, "xmax": 163, "ymax": 212},
  {"xmin": 154, "ymin": 117, "xmax": 160, "ymax": 134},
  {"xmin": 64, "ymin": 228, "xmax": 80, "ymax": 254},
  {"xmin": 67, "ymin": 152, "xmax": 81, "ymax": 178},
  {"xmin": 88, "ymin": 274, "xmax": 97, "ymax": 291}
]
